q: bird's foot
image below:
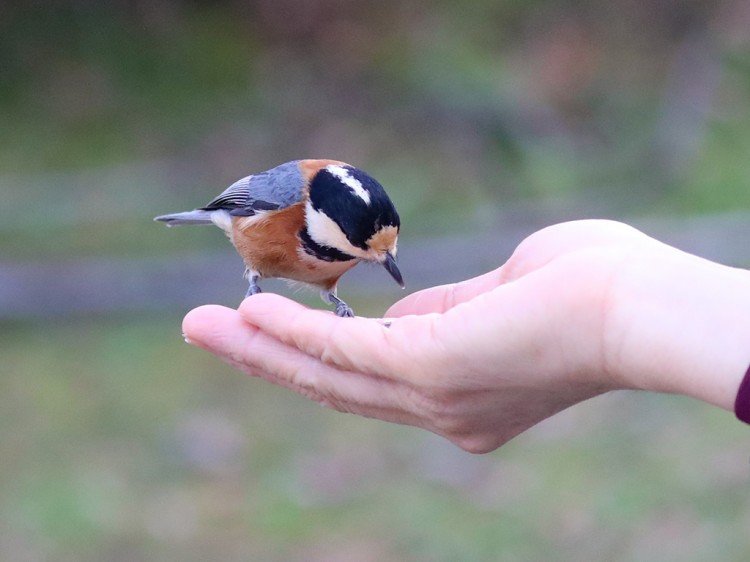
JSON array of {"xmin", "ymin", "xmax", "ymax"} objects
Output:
[
  {"xmin": 324, "ymin": 291, "xmax": 355, "ymax": 318},
  {"xmin": 245, "ymin": 273, "xmax": 262, "ymax": 298},
  {"xmin": 334, "ymin": 302, "xmax": 355, "ymax": 318},
  {"xmin": 245, "ymin": 285, "xmax": 262, "ymax": 298}
]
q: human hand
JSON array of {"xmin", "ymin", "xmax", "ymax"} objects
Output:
[{"xmin": 182, "ymin": 220, "xmax": 750, "ymax": 453}]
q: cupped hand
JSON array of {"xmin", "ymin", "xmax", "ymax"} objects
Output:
[{"xmin": 183, "ymin": 220, "xmax": 660, "ymax": 453}]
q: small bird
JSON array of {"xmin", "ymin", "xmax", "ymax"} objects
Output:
[{"xmin": 155, "ymin": 159, "xmax": 403, "ymax": 317}]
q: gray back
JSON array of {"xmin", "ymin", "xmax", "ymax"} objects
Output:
[
  {"xmin": 202, "ymin": 160, "xmax": 305, "ymax": 212},
  {"xmin": 247, "ymin": 160, "xmax": 305, "ymax": 208}
]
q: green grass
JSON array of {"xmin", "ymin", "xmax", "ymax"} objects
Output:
[{"xmin": 2, "ymin": 317, "xmax": 749, "ymax": 561}]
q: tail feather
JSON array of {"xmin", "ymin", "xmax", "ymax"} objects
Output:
[{"xmin": 154, "ymin": 210, "xmax": 213, "ymax": 226}]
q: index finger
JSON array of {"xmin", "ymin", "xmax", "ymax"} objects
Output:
[{"xmin": 238, "ymin": 294, "xmax": 435, "ymax": 379}]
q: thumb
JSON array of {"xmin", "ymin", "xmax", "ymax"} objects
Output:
[{"xmin": 386, "ymin": 268, "xmax": 503, "ymax": 317}]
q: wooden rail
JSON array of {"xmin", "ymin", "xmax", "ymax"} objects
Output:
[{"xmin": 2, "ymin": 211, "xmax": 749, "ymax": 319}]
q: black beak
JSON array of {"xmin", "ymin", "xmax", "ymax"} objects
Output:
[{"xmin": 383, "ymin": 252, "xmax": 405, "ymax": 288}]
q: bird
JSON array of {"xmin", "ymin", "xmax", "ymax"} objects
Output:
[{"xmin": 154, "ymin": 159, "xmax": 403, "ymax": 317}]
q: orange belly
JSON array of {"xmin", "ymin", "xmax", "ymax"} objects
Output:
[{"xmin": 230, "ymin": 203, "xmax": 358, "ymax": 290}]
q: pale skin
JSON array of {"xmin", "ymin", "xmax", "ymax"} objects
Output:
[{"xmin": 182, "ymin": 220, "xmax": 750, "ymax": 453}]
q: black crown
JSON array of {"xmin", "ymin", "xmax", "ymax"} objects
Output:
[{"xmin": 308, "ymin": 166, "xmax": 400, "ymax": 249}]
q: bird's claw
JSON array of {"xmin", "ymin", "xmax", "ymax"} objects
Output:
[
  {"xmin": 335, "ymin": 302, "xmax": 355, "ymax": 318},
  {"xmin": 245, "ymin": 284, "xmax": 262, "ymax": 297}
]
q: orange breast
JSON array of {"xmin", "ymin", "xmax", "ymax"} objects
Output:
[{"xmin": 230, "ymin": 203, "xmax": 358, "ymax": 290}]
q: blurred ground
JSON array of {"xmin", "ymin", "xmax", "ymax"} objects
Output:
[{"xmin": 2, "ymin": 1, "xmax": 750, "ymax": 560}]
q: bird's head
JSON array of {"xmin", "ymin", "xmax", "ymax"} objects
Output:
[{"xmin": 301, "ymin": 162, "xmax": 403, "ymax": 287}]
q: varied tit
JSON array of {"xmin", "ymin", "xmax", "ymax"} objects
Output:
[{"xmin": 155, "ymin": 159, "xmax": 403, "ymax": 317}]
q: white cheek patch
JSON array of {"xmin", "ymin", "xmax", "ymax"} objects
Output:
[
  {"xmin": 305, "ymin": 202, "xmax": 369, "ymax": 259},
  {"xmin": 326, "ymin": 164, "xmax": 371, "ymax": 205}
]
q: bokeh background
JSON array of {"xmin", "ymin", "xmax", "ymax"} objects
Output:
[{"xmin": 2, "ymin": 1, "xmax": 750, "ymax": 560}]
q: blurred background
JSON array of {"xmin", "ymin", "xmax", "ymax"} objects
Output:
[{"xmin": 2, "ymin": 1, "xmax": 750, "ymax": 560}]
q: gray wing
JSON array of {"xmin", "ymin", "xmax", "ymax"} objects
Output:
[{"xmin": 200, "ymin": 160, "xmax": 305, "ymax": 216}]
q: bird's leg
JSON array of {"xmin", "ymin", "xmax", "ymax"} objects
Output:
[
  {"xmin": 321, "ymin": 290, "xmax": 354, "ymax": 318},
  {"xmin": 245, "ymin": 269, "xmax": 262, "ymax": 298}
]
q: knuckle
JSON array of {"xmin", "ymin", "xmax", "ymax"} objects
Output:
[
  {"xmin": 316, "ymin": 323, "xmax": 353, "ymax": 370},
  {"xmin": 318, "ymin": 342, "xmax": 344, "ymax": 368}
]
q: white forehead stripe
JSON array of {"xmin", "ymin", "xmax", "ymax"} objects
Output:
[{"xmin": 326, "ymin": 164, "xmax": 371, "ymax": 205}]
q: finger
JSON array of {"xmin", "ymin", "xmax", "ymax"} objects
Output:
[
  {"xmin": 182, "ymin": 304, "xmax": 424, "ymax": 424},
  {"xmin": 238, "ymin": 294, "xmax": 434, "ymax": 380},
  {"xmin": 182, "ymin": 304, "xmax": 248, "ymax": 361},
  {"xmin": 386, "ymin": 268, "xmax": 504, "ymax": 317}
]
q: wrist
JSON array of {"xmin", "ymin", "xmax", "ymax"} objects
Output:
[{"xmin": 608, "ymin": 248, "xmax": 750, "ymax": 411}]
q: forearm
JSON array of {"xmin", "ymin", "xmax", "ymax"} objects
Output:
[{"xmin": 609, "ymin": 247, "xmax": 750, "ymax": 411}]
